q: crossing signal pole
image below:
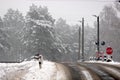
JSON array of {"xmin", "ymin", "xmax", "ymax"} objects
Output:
[
  {"xmin": 78, "ymin": 18, "xmax": 84, "ymax": 61},
  {"xmin": 78, "ymin": 27, "xmax": 81, "ymax": 60},
  {"xmin": 82, "ymin": 18, "xmax": 84, "ymax": 61},
  {"xmin": 93, "ymin": 15, "xmax": 100, "ymax": 55}
]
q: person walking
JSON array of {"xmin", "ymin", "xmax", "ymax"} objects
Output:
[{"xmin": 34, "ymin": 53, "xmax": 43, "ymax": 69}]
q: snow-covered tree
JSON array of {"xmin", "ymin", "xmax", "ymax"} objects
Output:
[
  {"xmin": 55, "ymin": 18, "xmax": 82, "ymax": 61},
  {"xmin": 84, "ymin": 24, "xmax": 96, "ymax": 60},
  {"xmin": 0, "ymin": 17, "xmax": 3, "ymax": 28},
  {"xmin": 23, "ymin": 4, "xmax": 59, "ymax": 60},
  {"xmin": 2, "ymin": 9, "xmax": 25, "ymax": 61},
  {"xmin": 3, "ymin": 9, "xmax": 24, "ymax": 29},
  {"xmin": 99, "ymin": 5, "xmax": 120, "ymax": 61},
  {"xmin": 0, "ymin": 28, "xmax": 11, "ymax": 61}
]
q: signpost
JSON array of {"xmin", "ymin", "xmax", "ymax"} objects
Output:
[
  {"xmin": 106, "ymin": 47, "xmax": 113, "ymax": 55},
  {"xmin": 106, "ymin": 46, "xmax": 113, "ymax": 62}
]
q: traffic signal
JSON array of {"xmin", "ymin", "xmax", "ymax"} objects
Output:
[
  {"xmin": 117, "ymin": 0, "xmax": 120, "ymax": 2},
  {"xmin": 95, "ymin": 42, "xmax": 98, "ymax": 45},
  {"xmin": 118, "ymin": 0, "xmax": 120, "ymax": 2},
  {"xmin": 95, "ymin": 41, "xmax": 105, "ymax": 45},
  {"xmin": 101, "ymin": 41, "xmax": 105, "ymax": 45}
]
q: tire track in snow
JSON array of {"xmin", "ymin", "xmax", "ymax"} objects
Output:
[
  {"xmin": 77, "ymin": 64, "xmax": 93, "ymax": 80},
  {"xmin": 77, "ymin": 63, "xmax": 100, "ymax": 80},
  {"xmin": 95, "ymin": 63, "xmax": 120, "ymax": 79},
  {"xmin": 55, "ymin": 63, "xmax": 72, "ymax": 80},
  {"xmin": 79, "ymin": 63, "xmax": 115, "ymax": 80},
  {"xmin": 82, "ymin": 71, "xmax": 93, "ymax": 80}
]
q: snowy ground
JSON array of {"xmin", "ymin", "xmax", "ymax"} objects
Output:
[
  {"xmin": 0, "ymin": 60, "xmax": 71, "ymax": 80},
  {"xmin": 86, "ymin": 60, "xmax": 120, "ymax": 65},
  {"xmin": 0, "ymin": 60, "xmax": 120, "ymax": 80}
]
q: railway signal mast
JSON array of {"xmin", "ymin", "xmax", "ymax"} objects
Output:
[{"xmin": 78, "ymin": 18, "xmax": 84, "ymax": 62}]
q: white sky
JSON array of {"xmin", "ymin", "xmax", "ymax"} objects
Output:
[{"xmin": 0, "ymin": 0, "xmax": 115, "ymax": 27}]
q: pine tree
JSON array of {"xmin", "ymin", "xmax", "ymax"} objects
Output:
[{"xmin": 23, "ymin": 4, "xmax": 57, "ymax": 60}]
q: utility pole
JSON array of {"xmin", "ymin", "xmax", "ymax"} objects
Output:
[
  {"xmin": 97, "ymin": 16, "xmax": 100, "ymax": 55},
  {"xmin": 78, "ymin": 26, "xmax": 81, "ymax": 60},
  {"xmin": 82, "ymin": 18, "xmax": 84, "ymax": 61},
  {"xmin": 93, "ymin": 15, "xmax": 100, "ymax": 57},
  {"xmin": 78, "ymin": 18, "xmax": 84, "ymax": 61}
]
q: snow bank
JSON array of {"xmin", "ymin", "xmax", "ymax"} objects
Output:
[
  {"xmin": 0, "ymin": 61, "xmax": 30, "ymax": 80},
  {"xmin": 23, "ymin": 60, "xmax": 71, "ymax": 80},
  {"xmin": 86, "ymin": 61, "xmax": 120, "ymax": 65},
  {"xmin": 0, "ymin": 60, "xmax": 71, "ymax": 80},
  {"xmin": 22, "ymin": 60, "xmax": 57, "ymax": 80}
]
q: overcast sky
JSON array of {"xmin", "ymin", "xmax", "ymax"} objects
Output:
[{"xmin": 0, "ymin": 0, "xmax": 115, "ymax": 27}]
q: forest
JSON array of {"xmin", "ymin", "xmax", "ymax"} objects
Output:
[{"xmin": 0, "ymin": 2, "xmax": 120, "ymax": 62}]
